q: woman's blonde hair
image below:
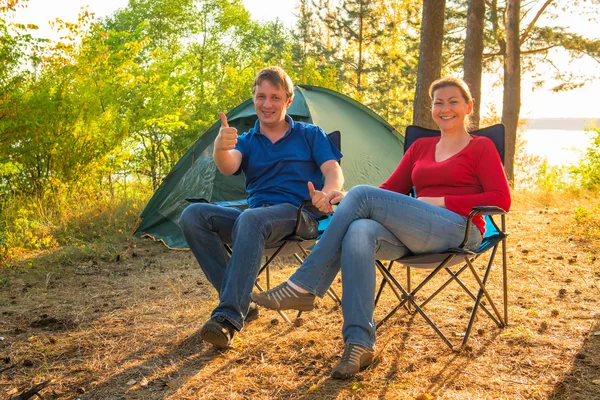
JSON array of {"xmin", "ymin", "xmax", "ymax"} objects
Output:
[{"xmin": 429, "ymin": 77, "xmax": 474, "ymax": 131}]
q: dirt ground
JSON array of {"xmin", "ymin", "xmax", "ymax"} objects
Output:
[{"xmin": 1, "ymin": 192, "xmax": 599, "ymax": 399}]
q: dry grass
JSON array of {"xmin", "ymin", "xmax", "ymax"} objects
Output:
[{"xmin": 1, "ymin": 191, "xmax": 599, "ymax": 399}]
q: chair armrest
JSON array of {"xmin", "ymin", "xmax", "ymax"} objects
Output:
[
  {"xmin": 458, "ymin": 206, "xmax": 508, "ymax": 248},
  {"xmin": 185, "ymin": 198, "xmax": 249, "ymax": 210},
  {"xmin": 469, "ymin": 206, "xmax": 507, "ymax": 216},
  {"xmin": 214, "ymin": 200, "xmax": 249, "ymax": 209},
  {"xmin": 185, "ymin": 197, "xmax": 210, "ymax": 203}
]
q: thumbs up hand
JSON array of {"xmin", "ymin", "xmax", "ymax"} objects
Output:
[
  {"xmin": 308, "ymin": 182, "xmax": 345, "ymax": 214},
  {"xmin": 215, "ymin": 112, "xmax": 238, "ymax": 151}
]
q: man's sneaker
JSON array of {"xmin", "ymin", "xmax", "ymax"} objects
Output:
[
  {"xmin": 245, "ymin": 302, "xmax": 260, "ymax": 322},
  {"xmin": 200, "ymin": 316, "xmax": 235, "ymax": 349},
  {"xmin": 250, "ymin": 282, "xmax": 315, "ymax": 311},
  {"xmin": 330, "ymin": 344, "xmax": 374, "ymax": 379}
]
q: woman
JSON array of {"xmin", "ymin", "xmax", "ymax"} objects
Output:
[{"xmin": 251, "ymin": 77, "xmax": 511, "ymax": 379}]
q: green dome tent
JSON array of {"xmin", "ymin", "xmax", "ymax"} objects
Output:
[{"xmin": 133, "ymin": 84, "xmax": 405, "ymax": 249}]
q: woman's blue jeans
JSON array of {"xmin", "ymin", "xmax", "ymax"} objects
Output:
[{"xmin": 289, "ymin": 185, "xmax": 482, "ymax": 349}]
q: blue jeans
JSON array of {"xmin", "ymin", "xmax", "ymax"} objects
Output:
[
  {"xmin": 180, "ymin": 203, "xmax": 318, "ymax": 331},
  {"xmin": 288, "ymin": 185, "xmax": 482, "ymax": 349}
]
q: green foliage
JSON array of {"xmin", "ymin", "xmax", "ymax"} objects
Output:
[
  {"xmin": 0, "ymin": 180, "xmax": 150, "ymax": 262},
  {"xmin": 443, "ymin": 0, "xmax": 600, "ymax": 89},
  {"xmin": 522, "ymin": 125, "xmax": 600, "ymax": 193},
  {"xmin": 570, "ymin": 126, "xmax": 600, "ymax": 190},
  {"xmin": 299, "ymin": 0, "xmax": 420, "ymax": 128},
  {"xmin": 573, "ymin": 203, "xmax": 600, "ymax": 238},
  {"xmin": 2, "ymin": 0, "xmax": 599, "ymax": 263},
  {"xmin": 535, "ymin": 160, "xmax": 571, "ymax": 192}
]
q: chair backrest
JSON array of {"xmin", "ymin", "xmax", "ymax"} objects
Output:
[
  {"xmin": 404, "ymin": 124, "xmax": 505, "ymax": 164},
  {"xmin": 328, "ymin": 130, "xmax": 341, "ymax": 164},
  {"xmin": 404, "ymin": 124, "xmax": 506, "ymax": 244}
]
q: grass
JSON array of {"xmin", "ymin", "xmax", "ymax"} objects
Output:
[{"xmin": 1, "ymin": 190, "xmax": 599, "ymax": 399}]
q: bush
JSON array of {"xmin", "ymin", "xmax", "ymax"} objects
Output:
[
  {"xmin": 570, "ymin": 126, "xmax": 600, "ymax": 190},
  {"xmin": 0, "ymin": 179, "xmax": 151, "ymax": 264}
]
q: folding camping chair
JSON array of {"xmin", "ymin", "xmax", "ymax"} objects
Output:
[
  {"xmin": 186, "ymin": 131, "xmax": 342, "ymax": 323},
  {"xmin": 373, "ymin": 124, "xmax": 509, "ymax": 350}
]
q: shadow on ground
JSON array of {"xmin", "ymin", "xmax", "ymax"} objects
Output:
[{"xmin": 549, "ymin": 322, "xmax": 600, "ymax": 400}]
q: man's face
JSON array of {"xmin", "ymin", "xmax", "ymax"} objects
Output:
[{"xmin": 253, "ymin": 80, "xmax": 292, "ymax": 128}]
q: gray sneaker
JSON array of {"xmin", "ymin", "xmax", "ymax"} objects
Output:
[
  {"xmin": 245, "ymin": 301, "xmax": 260, "ymax": 322},
  {"xmin": 330, "ymin": 344, "xmax": 374, "ymax": 379},
  {"xmin": 250, "ymin": 282, "xmax": 315, "ymax": 311}
]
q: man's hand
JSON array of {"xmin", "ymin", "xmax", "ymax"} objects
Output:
[
  {"xmin": 325, "ymin": 190, "xmax": 345, "ymax": 206},
  {"xmin": 308, "ymin": 182, "xmax": 343, "ymax": 214},
  {"xmin": 214, "ymin": 112, "xmax": 238, "ymax": 151}
]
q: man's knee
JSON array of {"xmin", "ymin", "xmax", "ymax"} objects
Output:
[
  {"xmin": 233, "ymin": 208, "xmax": 267, "ymax": 235},
  {"xmin": 180, "ymin": 203, "xmax": 211, "ymax": 232}
]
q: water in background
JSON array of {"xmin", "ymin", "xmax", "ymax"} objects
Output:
[{"xmin": 521, "ymin": 129, "xmax": 593, "ymax": 166}]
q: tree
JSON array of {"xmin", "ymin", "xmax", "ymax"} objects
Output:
[
  {"xmin": 312, "ymin": 0, "xmax": 388, "ymax": 98},
  {"xmin": 502, "ymin": 0, "xmax": 520, "ymax": 183},
  {"xmin": 462, "ymin": 0, "xmax": 485, "ymax": 128},
  {"xmin": 367, "ymin": 0, "xmax": 421, "ymax": 128},
  {"xmin": 413, "ymin": 0, "xmax": 446, "ymax": 129},
  {"xmin": 439, "ymin": 0, "xmax": 600, "ymax": 180}
]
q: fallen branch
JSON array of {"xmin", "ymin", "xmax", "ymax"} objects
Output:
[
  {"xmin": 0, "ymin": 364, "xmax": 17, "ymax": 374},
  {"xmin": 9, "ymin": 380, "xmax": 51, "ymax": 400}
]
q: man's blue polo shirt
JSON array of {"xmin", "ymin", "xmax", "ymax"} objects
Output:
[{"xmin": 234, "ymin": 115, "xmax": 343, "ymax": 208}]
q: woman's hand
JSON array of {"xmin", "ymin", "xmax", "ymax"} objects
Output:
[{"xmin": 418, "ymin": 197, "xmax": 446, "ymax": 208}]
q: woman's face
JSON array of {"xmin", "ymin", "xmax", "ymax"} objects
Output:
[{"xmin": 431, "ymin": 86, "xmax": 473, "ymax": 132}]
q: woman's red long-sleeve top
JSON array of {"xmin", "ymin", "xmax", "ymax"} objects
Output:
[{"xmin": 379, "ymin": 135, "xmax": 511, "ymax": 235}]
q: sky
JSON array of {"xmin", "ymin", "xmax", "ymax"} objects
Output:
[{"xmin": 10, "ymin": 0, "xmax": 600, "ymax": 120}]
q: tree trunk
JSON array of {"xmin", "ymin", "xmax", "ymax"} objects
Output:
[
  {"xmin": 463, "ymin": 0, "xmax": 485, "ymax": 129},
  {"xmin": 502, "ymin": 0, "xmax": 521, "ymax": 183},
  {"xmin": 412, "ymin": 0, "xmax": 446, "ymax": 129}
]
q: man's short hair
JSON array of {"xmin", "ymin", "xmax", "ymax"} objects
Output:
[{"xmin": 252, "ymin": 66, "xmax": 294, "ymax": 102}]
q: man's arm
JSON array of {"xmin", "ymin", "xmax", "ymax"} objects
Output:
[
  {"xmin": 320, "ymin": 159, "xmax": 344, "ymax": 193},
  {"xmin": 213, "ymin": 112, "xmax": 243, "ymax": 176},
  {"xmin": 310, "ymin": 160, "xmax": 344, "ymax": 213}
]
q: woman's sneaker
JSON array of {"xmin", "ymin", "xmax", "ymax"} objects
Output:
[
  {"xmin": 250, "ymin": 282, "xmax": 315, "ymax": 311},
  {"xmin": 245, "ymin": 302, "xmax": 260, "ymax": 322},
  {"xmin": 330, "ymin": 344, "xmax": 374, "ymax": 379}
]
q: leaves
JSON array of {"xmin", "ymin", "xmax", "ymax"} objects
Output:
[
  {"xmin": 308, "ymin": 384, "xmax": 321, "ymax": 392},
  {"xmin": 415, "ymin": 393, "xmax": 435, "ymax": 400}
]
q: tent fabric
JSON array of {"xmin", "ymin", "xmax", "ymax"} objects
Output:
[{"xmin": 133, "ymin": 85, "xmax": 405, "ymax": 249}]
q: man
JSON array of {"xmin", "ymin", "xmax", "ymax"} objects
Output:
[{"xmin": 179, "ymin": 66, "xmax": 344, "ymax": 349}]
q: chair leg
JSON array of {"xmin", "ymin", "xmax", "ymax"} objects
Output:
[
  {"xmin": 465, "ymin": 251, "xmax": 505, "ymax": 326},
  {"xmin": 375, "ymin": 259, "xmax": 454, "ymax": 349},
  {"xmin": 326, "ymin": 288, "xmax": 341, "ymax": 304},
  {"xmin": 296, "ymin": 242, "xmax": 310, "ymax": 258},
  {"xmin": 374, "ymin": 261, "xmax": 394, "ymax": 307},
  {"xmin": 375, "ymin": 261, "xmax": 403, "ymax": 304},
  {"xmin": 255, "ymin": 243, "xmax": 294, "ymax": 324},
  {"xmin": 292, "ymin": 253, "xmax": 304, "ymax": 265},
  {"xmin": 266, "ymin": 260, "xmax": 271, "ymax": 289},
  {"xmin": 421, "ymin": 261, "xmax": 500, "ymax": 325},
  {"xmin": 501, "ymin": 217, "xmax": 508, "ymax": 325}
]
